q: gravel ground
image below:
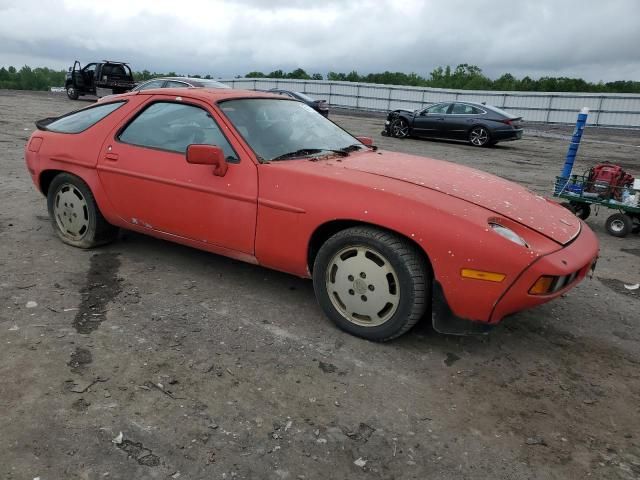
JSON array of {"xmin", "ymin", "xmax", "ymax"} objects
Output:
[{"xmin": 1, "ymin": 90, "xmax": 640, "ymax": 480}]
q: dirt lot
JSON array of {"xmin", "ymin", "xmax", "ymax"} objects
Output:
[{"xmin": 1, "ymin": 90, "xmax": 640, "ymax": 480}]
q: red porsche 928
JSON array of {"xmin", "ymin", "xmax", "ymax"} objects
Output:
[{"xmin": 24, "ymin": 88, "xmax": 599, "ymax": 341}]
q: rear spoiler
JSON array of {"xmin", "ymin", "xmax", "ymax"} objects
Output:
[{"xmin": 35, "ymin": 117, "xmax": 58, "ymax": 131}]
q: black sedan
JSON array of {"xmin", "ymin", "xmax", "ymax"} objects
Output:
[
  {"xmin": 382, "ymin": 101, "xmax": 523, "ymax": 147},
  {"xmin": 268, "ymin": 89, "xmax": 329, "ymax": 116}
]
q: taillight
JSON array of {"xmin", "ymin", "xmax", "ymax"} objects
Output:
[{"xmin": 502, "ymin": 119, "xmax": 513, "ymax": 126}]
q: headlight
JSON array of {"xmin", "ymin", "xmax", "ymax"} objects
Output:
[
  {"xmin": 385, "ymin": 120, "xmax": 390, "ymax": 125},
  {"xmin": 489, "ymin": 223, "xmax": 528, "ymax": 247}
]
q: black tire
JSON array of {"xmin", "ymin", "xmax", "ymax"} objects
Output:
[
  {"xmin": 47, "ymin": 173, "xmax": 118, "ymax": 248},
  {"xmin": 559, "ymin": 202, "xmax": 591, "ymax": 220},
  {"xmin": 605, "ymin": 213, "xmax": 632, "ymax": 238},
  {"xmin": 312, "ymin": 226, "xmax": 429, "ymax": 341},
  {"xmin": 469, "ymin": 126, "xmax": 491, "ymax": 147},
  {"xmin": 573, "ymin": 203, "xmax": 591, "ymax": 220},
  {"xmin": 66, "ymin": 86, "xmax": 79, "ymax": 100},
  {"xmin": 390, "ymin": 118, "xmax": 409, "ymax": 138}
]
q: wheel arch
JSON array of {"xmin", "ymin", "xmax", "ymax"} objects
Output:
[
  {"xmin": 467, "ymin": 122, "xmax": 491, "ymax": 134},
  {"xmin": 307, "ymin": 219, "xmax": 433, "ymax": 277},
  {"xmin": 38, "ymin": 168, "xmax": 121, "ymax": 227},
  {"xmin": 39, "ymin": 169, "xmax": 66, "ymax": 196},
  {"xmin": 395, "ymin": 113, "xmax": 413, "ymax": 125}
]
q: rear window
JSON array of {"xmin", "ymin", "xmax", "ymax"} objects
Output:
[
  {"xmin": 45, "ymin": 101, "xmax": 125, "ymax": 133},
  {"xmin": 484, "ymin": 104, "xmax": 516, "ymax": 118}
]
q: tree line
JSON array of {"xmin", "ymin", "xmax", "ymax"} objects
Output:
[
  {"xmin": 245, "ymin": 64, "xmax": 640, "ymax": 94},
  {"xmin": 2, "ymin": 64, "xmax": 640, "ymax": 94}
]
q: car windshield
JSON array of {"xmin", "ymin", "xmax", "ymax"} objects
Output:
[{"xmin": 219, "ymin": 98, "xmax": 362, "ymax": 161}]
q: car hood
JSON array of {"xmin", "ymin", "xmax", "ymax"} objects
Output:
[{"xmin": 341, "ymin": 150, "xmax": 580, "ymax": 245}]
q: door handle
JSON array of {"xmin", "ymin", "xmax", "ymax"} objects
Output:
[
  {"xmin": 105, "ymin": 152, "xmax": 119, "ymax": 161},
  {"xmin": 436, "ymin": 117, "xmax": 444, "ymax": 121}
]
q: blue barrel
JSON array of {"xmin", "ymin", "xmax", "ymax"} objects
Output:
[{"xmin": 555, "ymin": 107, "xmax": 589, "ymax": 194}]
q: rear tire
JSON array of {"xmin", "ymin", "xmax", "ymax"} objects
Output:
[
  {"xmin": 605, "ymin": 213, "xmax": 632, "ymax": 238},
  {"xmin": 469, "ymin": 126, "xmax": 491, "ymax": 147},
  {"xmin": 66, "ymin": 86, "xmax": 79, "ymax": 100},
  {"xmin": 47, "ymin": 173, "xmax": 118, "ymax": 248},
  {"xmin": 312, "ymin": 226, "xmax": 429, "ymax": 341}
]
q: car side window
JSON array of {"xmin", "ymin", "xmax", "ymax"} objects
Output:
[
  {"xmin": 136, "ymin": 80, "xmax": 164, "ymax": 91},
  {"xmin": 470, "ymin": 106, "xmax": 484, "ymax": 114},
  {"xmin": 118, "ymin": 102, "xmax": 239, "ymax": 162},
  {"xmin": 451, "ymin": 103, "xmax": 467, "ymax": 114},
  {"xmin": 425, "ymin": 103, "xmax": 451, "ymax": 115},
  {"xmin": 164, "ymin": 81, "xmax": 190, "ymax": 88},
  {"xmin": 46, "ymin": 101, "xmax": 126, "ymax": 134}
]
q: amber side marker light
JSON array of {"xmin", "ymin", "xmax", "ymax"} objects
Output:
[
  {"xmin": 460, "ymin": 269, "xmax": 506, "ymax": 283},
  {"xmin": 529, "ymin": 276, "xmax": 555, "ymax": 295}
]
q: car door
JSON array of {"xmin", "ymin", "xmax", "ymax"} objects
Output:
[
  {"xmin": 96, "ymin": 96, "xmax": 258, "ymax": 254},
  {"xmin": 442, "ymin": 103, "xmax": 483, "ymax": 139},
  {"xmin": 411, "ymin": 103, "xmax": 452, "ymax": 137},
  {"xmin": 82, "ymin": 63, "xmax": 97, "ymax": 91}
]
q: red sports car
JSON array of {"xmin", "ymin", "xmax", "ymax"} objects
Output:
[{"xmin": 25, "ymin": 88, "xmax": 599, "ymax": 341}]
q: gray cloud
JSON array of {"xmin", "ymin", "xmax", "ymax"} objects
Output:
[{"xmin": 0, "ymin": 0, "xmax": 638, "ymax": 82}]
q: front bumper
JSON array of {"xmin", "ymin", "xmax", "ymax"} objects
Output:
[
  {"xmin": 432, "ymin": 222, "xmax": 599, "ymax": 333},
  {"xmin": 381, "ymin": 119, "xmax": 392, "ymax": 136},
  {"xmin": 490, "ymin": 222, "xmax": 598, "ymax": 323}
]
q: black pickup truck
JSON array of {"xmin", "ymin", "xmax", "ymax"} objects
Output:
[{"xmin": 65, "ymin": 60, "xmax": 136, "ymax": 100}]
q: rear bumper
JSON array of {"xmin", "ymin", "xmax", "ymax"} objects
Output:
[
  {"xmin": 492, "ymin": 128, "xmax": 523, "ymax": 142},
  {"xmin": 489, "ymin": 222, "xmax": 598, "ymax": 323}
]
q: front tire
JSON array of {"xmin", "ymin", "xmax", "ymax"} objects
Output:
[
  {"xmin": 390, "ymin": 118, "xmax": 409, "ymax": 138},
  {"xmin": 66, "ymin": 86, "xmax": 79, "ymax": 100},
  {"xmin": 561, "ymin": 202, "xmax": 591, "ymax": 220},
  {"xmin": 573, "ymin": 203, "xmax": 591, "ymax": 220},
  {"xmin": 469, "ymin": 126, "xmax": 490, "ymax": 147},
  {"xmin": 47, "ymin": 173, "xmax": 118, "ymax": 248},
  {"xmin": 605, "ymin": 213, "xmax": 632, "ymax": 238},
  {"xmin": 312, "ymin": 227, "xmax": 429, "ymax": 341}
]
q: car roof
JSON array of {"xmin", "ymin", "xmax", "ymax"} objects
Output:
[
  {"xmin": 433, "ymin": 100, "xmax": 484, "ymax": 107},
  {"xmin": 131, "ymin": 88, "xmax": 289, "ymax": 102}
]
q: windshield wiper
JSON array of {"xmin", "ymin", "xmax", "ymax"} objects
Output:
[
  {"xmin": 339, "ymin": 144, "xmax": 365, "ymax": 153},
  {"xmin": 271, "ymin": 148, "xmax": 348, "ymax": 161}
]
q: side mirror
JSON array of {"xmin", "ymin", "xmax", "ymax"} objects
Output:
[
  {"xmin": 68, "ymin": 67, "xmax": 72, "ymax": 72},
  {"xmin": 355, "ymin": 136, "xmax": 374, "ymax": 146},
  {"xmin": 186, "ymin": 144, "xmax": 228, "ymax": 176}
]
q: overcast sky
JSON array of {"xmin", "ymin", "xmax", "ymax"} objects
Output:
[{"xmin": 1, "ymin": 0, "xmax": 639, "ymax": 82}]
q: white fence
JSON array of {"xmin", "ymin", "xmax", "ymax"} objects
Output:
[{"xmin": 221, "ymin": 78, "xmax": 640, "ymax": 128}]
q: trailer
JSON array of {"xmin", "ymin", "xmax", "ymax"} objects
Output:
[{"xmin": 554, "ymin": 173, "xmax": 640, "ymax": 237}]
